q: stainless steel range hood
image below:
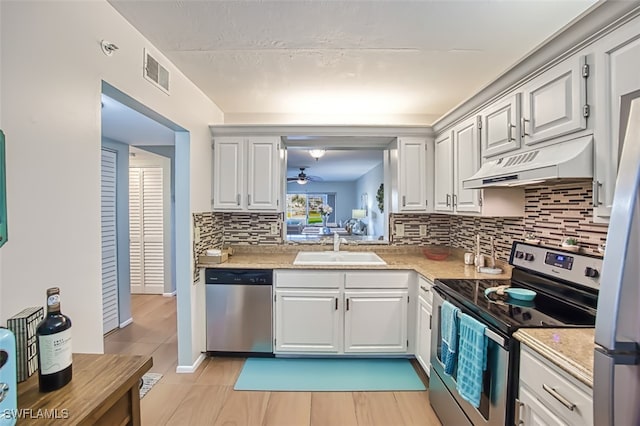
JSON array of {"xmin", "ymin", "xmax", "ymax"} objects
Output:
[{"xmin": 463, "ymin": 135, "xmax": 593, "ymax": 189}]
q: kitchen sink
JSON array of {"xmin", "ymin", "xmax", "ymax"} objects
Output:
[{"xmin": 293, "ymin": 251, "xmax": 387, "ymax": 266}]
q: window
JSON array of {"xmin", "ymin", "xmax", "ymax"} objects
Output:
[{"xmin": 286, "ymin": 193, "xmax": 334, "ymax": 225}]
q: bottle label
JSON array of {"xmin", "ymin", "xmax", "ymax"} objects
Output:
[
  {"xmin": 47, "ymin": 295, "xmax": 60, "ymax": 306},
  {"xmin": 39, "ymin": 328, "xmax": 72, "ymax": 375}
]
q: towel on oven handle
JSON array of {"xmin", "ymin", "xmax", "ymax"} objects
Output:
[
  {"xmin": 440, "ymin": 301, "xmax": 460, "ymax": 376},
  {"xmin": 456, "ymin": 313, "xmax": 488, "ymax": 408}
]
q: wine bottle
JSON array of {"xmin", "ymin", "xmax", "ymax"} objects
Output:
[{"xmin": 36, "ymin": 287, "xmax": 72, "ymax": 392}]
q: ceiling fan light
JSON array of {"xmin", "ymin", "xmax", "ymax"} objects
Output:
[
  {"xmin": 297, "ymin": 177, "xmax": 308, "ymax": 185},
  {"xmin": 309, "ymin": 149, "xmax": 325, "ymax": 160}
]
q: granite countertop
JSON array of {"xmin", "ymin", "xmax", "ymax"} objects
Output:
[
  {"xmin": 513, "ymin": 328, "xmax": 595, "ymax": 388},
  {"xmin": 199, "ymin": 247, "xmax": 513, "ymax": 281}
]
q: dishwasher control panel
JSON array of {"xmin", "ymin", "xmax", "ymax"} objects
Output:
[{"xmin": 205, "ymin": 268, "xmax": 273, "ymax": 285}]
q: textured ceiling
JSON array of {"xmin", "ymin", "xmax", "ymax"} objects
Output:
[{"xmin": 108, "ymin": 0, "xmax": 598, "ymax": 125}]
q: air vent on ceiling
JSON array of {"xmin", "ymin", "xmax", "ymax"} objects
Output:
[
  {"xmin": 143, "ymin": 49, "xmax": 170, "ymax": 94},
  {"xmin": 501, "ymin": 150, "xmax": 539, "ymax": 168}
]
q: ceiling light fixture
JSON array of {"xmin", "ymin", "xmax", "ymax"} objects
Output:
[
  {"xmin": 297, "ymin": 176, "xmax": 308, "ymax": 185},
  {"xmin": 309, "ymin": 149, "xmax": 326, "ymax": 161}
]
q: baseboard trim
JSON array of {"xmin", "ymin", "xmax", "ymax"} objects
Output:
[
  {"xmin": 163, "ymin": 290, "xmax": 177, "ymax": 297},
  {"xmin": 176, "ymin": 353, "xmax": 206, "ymax": 374},
  {"xmin": 119, "ymin": 318, "xmax": 133, "ymax": 328}
]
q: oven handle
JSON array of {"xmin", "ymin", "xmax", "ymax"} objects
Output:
[{"xmin": 432, "ymin": 286, "xmax": 506, "ymax": 348}]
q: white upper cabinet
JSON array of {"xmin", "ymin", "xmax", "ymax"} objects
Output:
[
  {"xmin": 592, "ymin": 16, "xmax": 640, "ymax": 222},
  {"xmin": 434, "ymin": 131, "xmax": 454, "ymax": 212},
  {"xmin": 435, "ymin": 117, "xmax": 503, "ymax": 216},
  {"xmin": 247, "ymin": 137, "xmax": 280, "ymax": 211},
  {"xmin": 213, "ymin": 137, "xmax": 245, "ymax": 210},
  {"xmin": 453, "ymin": 118, "xmax": 482, "ymax": 213},
  {"xmin": 521, "ymin": 55, "xmax": 587, "ymax": 146},
  {"xmin": 398, "ymin": 137, "xmax": 430, "ymax": 212},
  {"xmin": 213, "ymin": 136, "xmax": 280, "ymax": 211},
  {"xmin": 481, "ymin": 93, "xmax": 521, "ymax": 158}
]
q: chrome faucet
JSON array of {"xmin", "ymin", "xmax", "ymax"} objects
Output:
[{"xmin": 333, "ymin": 232, "xmax": 340, "ymax": 252}]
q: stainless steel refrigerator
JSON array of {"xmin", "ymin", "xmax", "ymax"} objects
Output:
[{"xmin": 594, "ymin": 95, "xmax": 640, "ymax": 425}]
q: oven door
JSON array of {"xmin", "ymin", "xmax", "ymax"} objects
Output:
[{"xmin": 429, "ymin": 286, "xmax": 509, "ymax": 426}]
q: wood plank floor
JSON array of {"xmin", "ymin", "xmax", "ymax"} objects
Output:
[{"xmin": 105, "ymin": 294, "xmax": 443, "ymax": 426}]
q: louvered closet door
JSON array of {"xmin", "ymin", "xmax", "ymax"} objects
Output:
[
  {"xmin": 129, "ymin": 167, "xmax": 164, "ymax": 294},
  {"xmin": 101, "ymin": 149, "xmax": 119, "ymax": 334}
]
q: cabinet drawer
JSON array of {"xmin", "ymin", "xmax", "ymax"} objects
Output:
[
  {"xmin": 345, "ymin": 271, "xmax": 411, "ymax": 288},
  {"xmin": 275, "ymin": 270, "xmax": 343, "ymax": 288},
  {"xmin": 418, "ymin": 275, "xmax": 433, "ymax": 306},
  {"xmin": 520, "ymin": 346, "xmax": 592, "ymax": 425}
]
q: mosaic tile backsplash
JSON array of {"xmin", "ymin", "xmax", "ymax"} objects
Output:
[
  {"xmin": 194, "ymin": 181, "xmax": 608, "ymax": 272},
  {"xmin": 391, "ymin": 181, "xmax": 608, "ymax": 260}
]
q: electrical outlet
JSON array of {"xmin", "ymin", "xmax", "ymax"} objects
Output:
[
  {"xmin": 270, "ymin": 223, "xmax": 279, "ymax": 235},
  {"xmin": 194, "ymin": 226, "xmax": 201, "ymax": 243},
  {"xmin": 395, "ymin": 224, "xmax": 405, "ymax": 237},
  {"xmin": 419, "ymin": 225, "xmax": 427, "ymax": 237}
]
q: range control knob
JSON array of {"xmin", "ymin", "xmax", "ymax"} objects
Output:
[
  {"xmin": 515, "ymin": 251, "xmax": 524, "ymax": 259},
  {"xmin": 585, "ymin": 267, "xmax": 599, "ymax": 278},
  {"xmin": 522, "ymin": 312, "xmax": 532, "ymax": 321},
  {"xmin": 524, "ymin": 253, "xmax": 535, "ymax": 261}
]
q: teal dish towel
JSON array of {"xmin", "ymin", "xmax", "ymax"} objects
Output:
[
  {"xmin": 441, "ymin": 301, "xmax": 460, "ymax": 376},
  {"xmin": 456, "ymin": 313, "xmax": 488, "ymax": 408}
]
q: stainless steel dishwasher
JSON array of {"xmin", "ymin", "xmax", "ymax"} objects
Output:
[{"xmin": 205, "ymin": 268, "xmax": 273, "ymax": 355}]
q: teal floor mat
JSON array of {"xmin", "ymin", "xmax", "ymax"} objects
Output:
[{"xmin": 234, "ymin": 358, "xmax": 426, "ymax": 391}]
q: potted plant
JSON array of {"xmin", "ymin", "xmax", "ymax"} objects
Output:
[
  {"xmin": 524, "ymin": 233, "xmax": 540, "ymax": 245},
  {"xmin": 561, "ymin": 237, "xmax": 581, "ymax": 252}
]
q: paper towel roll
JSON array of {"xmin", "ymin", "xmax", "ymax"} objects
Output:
[{"xmin": 206, "ymin": 249, "xmax": 222, "ymax": 256}]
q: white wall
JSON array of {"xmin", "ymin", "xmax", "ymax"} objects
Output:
[
  {"xmin": 0, "ymin": 1, "xmax": 223, "ymax": 360},
  {"xmin": 356, "ymin": 163, "xmax": 384, "ymax": 237}
]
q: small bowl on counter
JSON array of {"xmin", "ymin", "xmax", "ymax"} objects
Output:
[{"xmin": 422, "ymin": 247, "xmax": 451, "ymax": 261}]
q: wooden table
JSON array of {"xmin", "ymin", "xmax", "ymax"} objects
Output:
[{"xmin": 17, "ymin": 353, "xmax": 152, "ymax": 425}]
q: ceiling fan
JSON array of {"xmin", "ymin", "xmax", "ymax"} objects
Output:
[{"xmin": 287, "ymin": 167, "xmax": 322, "ymax": 185}]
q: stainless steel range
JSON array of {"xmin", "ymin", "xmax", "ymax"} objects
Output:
[{"xmin": 429, "ymin": 242, "xmax": 601, "ymax": 426}]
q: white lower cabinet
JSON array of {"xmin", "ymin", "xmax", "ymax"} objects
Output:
[
  {"xmin": 517, "ymin": 345, "xmax": 592, "ymax": 426},
  {"xmin": 274, "ymin": 270, "xmax": 411, "ymax": 355},
  {"xmin": 344, "ymin": 290, "xmax": 408, "ymax": 353},
  {"xmin": 415, "ymin": 277, "xmax": 433, "ymax": 376},
  {"xmin": 274, "ymin": 290, "xmax": 341, "ymax": 353}
]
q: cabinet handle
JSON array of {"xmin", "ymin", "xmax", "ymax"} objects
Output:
[
  {"xmin": 542, "ymin": 384, "xmax": 576, "ymax": 411},
  {"xmin": 453, "ymin": 194, "xmax": 457, "ymax": 208},
  {"xmin": 429, "ymin": 315, "xmax": 432, "ymax": 330},
  {"xmin": 402, "ymin": 195, "xmax": 406, "ymax": 207},
  {"xmin": 592, "ymin": 180, "xmax": 601, "ymax": 207},
  {"xmin": 236, "ymin": 193, "xmax": 241, "ymax": 206},
  {"xmin": 346, "ymin": 298, "xmax": 350, "ymax": 311},
  {"xmin": 247, "ymin": 194, "xmax": 251, "ymax": 206},
  {"xmin": 335, "ymin": 297, "xmax": 338, "ymax": 310},
  {"xmin": 514, "ymin": 398, "xmax": 524, "ymax": 425},
  {"xmin": 446, "ymin": 194, "xmax": 451, "ymax": 207},
  {"xmin": 521, "ymin": 117, "xmax": 530, "ymax": 138},
  {"xmin": 507, "ymin": 123, "xmax": 516, "ymax": 142},
  {"xmin": 420, "ymin": 285, "xmax": 430, "ymax": 292}
]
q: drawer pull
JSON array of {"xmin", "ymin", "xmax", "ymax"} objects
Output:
[
  {"xmin": 420, "ymin": 285, "xmax": 430, "ymax": 292},
  {"xmin": 542, "ymin": 384, "xmax": 576, "ymax": 411}
]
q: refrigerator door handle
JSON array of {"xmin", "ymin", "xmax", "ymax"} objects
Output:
[{"xmin": 594, "ymin": 348, "xmax": 615, "ymax": 426}]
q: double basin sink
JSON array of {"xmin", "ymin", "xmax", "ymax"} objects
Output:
[{"xmin": 293, "ymin": 251, "xmax": 387, "ymax": 266}]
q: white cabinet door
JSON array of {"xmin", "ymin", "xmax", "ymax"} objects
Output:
[
  {"xmin": 275, "ymin": 290, "xmax": 341, "ymax": 353},
  {"xmin": 213, "ymin": 137, "xmax": 244, "ymax": 210},
  {"xmin": 344, "ymin": 290, "xmax": 408, "ymax": 353},
  {"xmin": 398, "ymin": 137, "xmax": 428, "ymax": 211},
  {"xmin": 522, "ymin": 55, "xmax": 586, "ymax": 146},
  {"xmin": 454, "ymin": 117, "xmax": 481, "ymax": 213},
  {"xmin": 416, "ymin": 297, "xmax": 432, "ymax": 376},
  {"xmin": 434, "ymin": 131, "xmax": 453, "ymax": 213},
  {"xmin": 593, "ymin": 26, "xmax": 640, "ymax": 221},
  {"xmin": 481, "ymin": 93, "xmax": 521, "ymax": 158},
  {"xmin": 519, "ymin": 386, "xmax": 569, "ymax": 426},
  {"xmin": 247, "ymin": 137, "xmax": 279, "ymax": 211}
]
